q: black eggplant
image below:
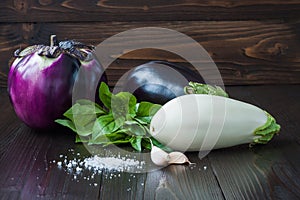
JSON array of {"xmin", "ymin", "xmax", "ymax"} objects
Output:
[{"xmin": 121, "ymin": 61, "xmax": 204, "ymax": 104}]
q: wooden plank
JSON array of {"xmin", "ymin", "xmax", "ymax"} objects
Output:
[
  {"xmin": 0, "ymin": 85, "xmax": 300, "ymax": 199},
  {"xmin": 1, "ymin": 21, "xmax": 299, "ymax": 86},
  {"xmin": 150, "ymin": 156, "xmax": 225, "ymax": 200},
  {"xmin": 0, "ymin": 121, "xmax": 102, "ymax": 199},
  {"xmin": 0, "ymin": 91, "xmax": 21, "ymax": 160},
  {"xmin": 0, "ymin": 0, "xmax": 300, "ymax": 22},
  {"xmin": 19, "ymin": 141, "xmax": 102, "ymax": 200},
  {"xmin": 208, "ymin": 85, "xmax": 300, "ymax": 199}
]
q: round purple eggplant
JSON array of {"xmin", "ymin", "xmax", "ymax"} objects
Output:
[
  {"xmin": 8, "ymin": 35, "xmax": 107, "ymax": 129},
  {"xmin": 121, "ymin": 61, "xmax": 204, "ymax": 104}
]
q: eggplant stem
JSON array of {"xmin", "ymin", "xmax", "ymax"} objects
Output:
[{"xmin": 50, "ymin": 35, "xmax": 57, "ymax": 47}]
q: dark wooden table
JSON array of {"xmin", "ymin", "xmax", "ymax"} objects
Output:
[{"xmin": 1, "ymin": 85, "xmax": 300, "ymax": 200}]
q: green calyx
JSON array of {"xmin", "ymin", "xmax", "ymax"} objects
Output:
[
  {"xmin": 184, "ymin": 82, "xmax": 229, "ymax": 97},
  {"xmin": 252, "ymin": 111, "xmax": 281, "ymax": 145}
]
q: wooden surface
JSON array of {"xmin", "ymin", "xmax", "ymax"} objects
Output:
[
  {"xmin": 1, "ymin": 1, "xmax": 299, "ymax": 199},
  {"xmin": 0, "ymin": 1, "xmax": 300, "ymax": 86},
  {"xmin": 0, "ymin": 85, "xmax": 300, "ymax": 200},
  {"xmin": 1, "ymin": 0, "xmax": 300, "ymax": 22}
]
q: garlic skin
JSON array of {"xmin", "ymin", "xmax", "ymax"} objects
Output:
[
  {"xmin": 150, "ymin": 145, "xmax": 192, "ymax": 167},
  {"xmin": 150, "ymin": 146, "xmax": 170, "ymax": 167},
  {"xmin": 168, "ymin": 152, "xmax": 192, "ymax": 165}
]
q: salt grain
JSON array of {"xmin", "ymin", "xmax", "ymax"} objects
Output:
[
  {"xmin": 54, "ymin": 150, "xmax": 145, "ymax": 186},
  {"xmin": 83, "ymin": 155, "xmax": 144, "ymax": 172},
  {"xmin": 76, "ymin": 166, "xmax": 82, "ymax": 173}
]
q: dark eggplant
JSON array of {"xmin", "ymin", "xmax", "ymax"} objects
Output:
[
  {"xmin": 121, "ymin": 61, "xmax": 204, "ymax": 104},
  {"xmin": 8, "ymin": 35, "xmax": 107, "ymax": 129}
]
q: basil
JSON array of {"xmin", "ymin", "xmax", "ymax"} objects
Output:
[{"xmin": 55, "ymin": 82, "xmax": 165, "ymax": 152}]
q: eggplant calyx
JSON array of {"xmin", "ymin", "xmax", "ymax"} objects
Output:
[
  {"xmin": 14, "ymin": 35, "xmax": 95, "ymax": 61},
  {"xmin": 184, "ymin": 82, "xmax": 229, "ymax": 97}
]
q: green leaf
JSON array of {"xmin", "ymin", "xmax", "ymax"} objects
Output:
[
  {"xmin": 63, "ymin": 102, "xmax": 104, "ymax": 128},
  {"xmin": 64, "ymin": 99, "xmax": 105, "ymax": 117},
  {"xmin": 135, "ymin": 102, "xmax": 161, "ymax": 123},
  {"xmin": 88, "ymin": 131, "xmax": 129, "ymax": 145},
  {"xmin": 75, "ymin": 135, "xmax": 89, "ymax": 143},
  {"xmin": 141, "ymin": 137, "xmax": 152, "ymax": 150},
  {"xmin": 150, "ymin": 137, "xmax": 173, "ymax": 152},
  {"xmin": 99, "ymin": 82, "xmax": 112, "ymax": 110},
  {"xmin": 56, "ymin": 100, "xmax": 106, "ymax": 137},
  {"xmin": 55, "ymin": 81, "xmax": 171, "ymax": 152},
  {"xmin": 130, "ymin": 136, "xmax": 143, "ymax": 152},
  {"xmin": 75, "ymin": 121, "xmax": 94, "ymax": 136},
  {"xmin": 104, "ymin": 133, "xmax": 131, "ymax": 146},
  {"xmin": 137, "ymin": 102, "xmax": 161, "ymax": 117},
  {"xmin": 111, "ymin": 92, "xmax": 137, "ymax": 119},
  {"xmin": 123, "ymin": 120, "xmax": 146, "ymax": 136},
  {"xmin": 133, "ymin": 117, "xmax": 148, "ymax": 125},
  {"xmin": 55, "ymin": 119, "xmax": 77, "ymax": 132},
  {"xmin": 104, "ymin": 139, "xmax": 131, "ymax": 146},
  {"xmin": 92, "ymin": 114, "xmax": 124, "ymax": 140},
  {"xmin": 76, "ymin": 99, "xmax": 106, "ymax": 114}
]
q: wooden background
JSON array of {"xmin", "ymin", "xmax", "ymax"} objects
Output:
[
  {"xmin": 0, "ymin": 0, "xmax": 300, "ymax": 88},
  {"xmin": 1, "ymin": 1, "xmax": 300, "ymax": 199}
]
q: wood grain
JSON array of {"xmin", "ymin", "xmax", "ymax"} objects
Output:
[
  {"xmin": 1, "ymin": 85, "xmax": 300, "ymax": 199},
  {"xmin": 0, "ymin": 21, "xmax": 299, "ymax": 86},
  {"xmin": 208, "ymin": 85, "xmax": 300, "ymax": 200},
  {"xmin": 0, "ymin": 0, "xmax": 300, "ymax": 22}
]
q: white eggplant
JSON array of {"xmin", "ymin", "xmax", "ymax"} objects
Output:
[{"xmin": 150, "ymin": 94, "xmax": 280, "ymax": 152}]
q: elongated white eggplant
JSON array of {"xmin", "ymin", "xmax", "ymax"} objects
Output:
[{"xmin": 150, "ymin": 94, "xmax": 280, "ymax": 152}]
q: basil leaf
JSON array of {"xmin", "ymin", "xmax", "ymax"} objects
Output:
[
  {"xmin": 133, "ymin": 117, "xmax": 148, "ymax": 125},
  {"xmin": 130, "ymin": 136, "xmax": 143, "ymax": 152},
  {"xmin": 55, "ymin": 119, "xmax": 77, "ymax": 132},
  {"xmin": 151, "ymin": 137, "xmax": 173, "ymax": 152},
  {"xmin": 111, "ymin": 92, "xmax": 137, "ymax": 119},
  {"xmin": 106, "ymin": 131, "xmax": 129, "ymax": 141},
  {"xmin": 92, "ymin": 114, "xmax": 124, "ymax": 140},
  {"xmin": 55, "ymin": 118, "xmax": 93, "ymax": 137},
  {"xmin": 123, "ymin": 120, "xmax": 146, "ymax": 136},
  {"xmin": 63, "ymin": 102, "xmax": 103, "ymax": 127},
  {"xmin": 142, "ymin": 137, "xmax": 152, "ymax": 150},
  {"xmin": 99, "ymin": 82, "xmax": 112, "ymax": 110},
  {"xmin": 104, "ymin": 133, "xmax": 131, "ymax": 146},
  {"xmin": 76, "ymin": 99, "xmax": 106, "ymax": 114},
  {"xmin": 135, "ymin": 102, "xmax": 161, "ymax": 123},
  {"xmin": 75, "ymin": 135, "xmax": 89, "ymax": 143},
  {"xmin": 56, "ymin": 81, "xmax": 170, "ymax": 152},
  {"xmin": 75, "ymin": 121, "xmax": 94, "ymax": 136},
  {"xmin": 104, "ymin": 139, "xmax": 131, "ymax": 146},
  {"xmin": 89, "ymin": 131, "xmax": 128, "ymax": 145}
]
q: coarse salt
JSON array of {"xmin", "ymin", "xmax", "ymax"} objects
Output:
[
  {"xmin": 55, "ymin": 149, "xmax": 145, "ymax": 186},
  {"xmin": 83, "ymin": 155, "xmax": 144, "ymax": 172}
]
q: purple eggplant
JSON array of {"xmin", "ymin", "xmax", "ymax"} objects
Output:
[
  {"xmin": 121, "ymin": 61, "xmax": 204, "ymax": 104},
  {"xmin": 8, "ymin": 35, "xmax": 107, "ymax": 129}
]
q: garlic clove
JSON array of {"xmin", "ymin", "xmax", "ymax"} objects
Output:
[
  {"xmin": 150, "ymin": 145, "xmax": 193, "ymax": 167},
  {"xmin": 150, "ymin": 145, "xmax": 170, "ymax": 167},
  {"xmin": 168, "ymin": 152, "xmax": 193, "ymax": 165}
]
